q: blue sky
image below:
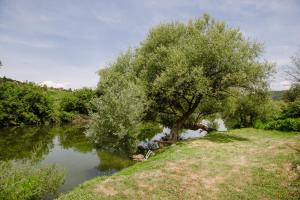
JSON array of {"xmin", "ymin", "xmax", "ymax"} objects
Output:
[{"xmin": 0, "ymin": 0, "xmax": 299, "ymax": 90}]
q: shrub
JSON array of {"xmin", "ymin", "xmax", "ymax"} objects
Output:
[
  {"xmin": 223, "ymin": 95, "xmax": 283, "ymax": 129},
  {"xmin": 0, "ymin": 78, "xmax": 96, "ymax": 126},
  {"xmin": 281, "ymin": 100, "xmax": 300, "ymax": 118},
  {"xmin": 0, "ymin": 161, "xmax": 64, "ymax": 200},
  {"xmin": 60, "ymin": 88, "xmax": 95, "ymax": 115},
  {"xmin": 0, "ymin": 81, "xmax": 53, "ymax": 126},
  {"xmin": 262, "ymin": 118, "xmax": 300, "ymax": 132},
  {"xmin": 284, "ymin": 83, "xmax": 300, "ymax": 102},
  {"xmin": 59, "ymin": 111, "xmax": 76, "ymax": 123}
]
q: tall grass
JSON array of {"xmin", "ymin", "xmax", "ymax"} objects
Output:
[{"xmin": 0, "ymin": 161, "xmax": 65, "ymax": 200}]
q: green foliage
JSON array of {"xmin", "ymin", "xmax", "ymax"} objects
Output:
[
  {"xmin": 281, "ymin": 100, "xmax": 300, "ymax": 118},
  {"xmin": 0, "ymin": 80, "xmax": 53, "ymax": 126},
  {"xmin": 223, "ymin": 94, "xmax": 283, "ymax": 128},
  {"xmin": 134, "ymin": 14, "xmax": 272, "ymax": 132},
  {"xmin": 0, "ymin": 78, "xmax": 95, "ymax": 126},
  {"xmin": 58, "ymin": 111, "xmax": 77, "ymax": 123},
  {"xmin": 271, "ymin": 90, "xmax": 286, "ymax": 101},
  {"xmin": 262, "ymin": 118, "xmax": 300, "ymax": 131},
  {"xmin": 258, "ymin": 99, "xmax": 300, "ymax": 132},
  {"xmin": 60, "ymin": 88, "xmax": 95, "ymax": 115},
  {"xmin": 0, "ymin": 161, "xmax": 64, "ymax": 200},
  {"xmin": 225, "ymin": 93, "xmax": 300, "ymax": 132},
  {"xmin": 254, "ymin": 84, "xmax": 300, "ymax": 132},
  {"xmin": 252, "ymin": 98, "xmax": 300, "ymax": 132},
  {"xmin": 87, "ymin": 51, "xmax": 147, "ymax": 152},
  {"xmin": 284, "ymin": 83, "xmax": 300, "ymax": 102},
  {"xmin": 136, "ymin": 122, "xmax": 162, "ymax": 140},
  {"xmin": 89, "ymin": 14, "xmax": 273, "ymax": 143}
]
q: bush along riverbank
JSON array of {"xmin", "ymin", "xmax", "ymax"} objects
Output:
[
  {"xmin": 0, "ymin": 77, "xmax": 96, "ymax": 126},
  {"xmin": 0, "ymin": 161, "xmax": 65, "ymax": 200},
  {"xmin": 59, "ymin": 128, "xmax": 300, "ymax": 200}
]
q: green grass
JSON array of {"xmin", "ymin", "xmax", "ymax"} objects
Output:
[
  {"xmin": 0, "ymin": 161, "xmax": 65, "ymax": 200},
  {"xmin": 58, "ymin": 128, "xmax": 300, "ymax": 200}
]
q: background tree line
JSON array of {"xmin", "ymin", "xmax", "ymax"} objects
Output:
[
  {"xmin": 223, "ymin": 49, "xmax": 300, "ymax": 131},
  {"xmin": 0, "ymin": 77, "xmax": 96, "ymax": 126}
]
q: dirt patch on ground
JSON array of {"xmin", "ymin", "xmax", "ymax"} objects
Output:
[
  {"xmin": 137, "ymin": 169, "xmax": 164, "ymax": 179},
  {"xmin": 93, "ymin": 177, "xmax": 125, "ymax": 196},
  {"xmin": 190, "ymin": 140, "xmax": 217, "ymax": 147},
  {"xmin": 284, "ymin": 163, "xmax": 300, "ymax": 183},
  {"xmin": 94, "ymin": 184, "xmax": 118, "ymax": 196}
]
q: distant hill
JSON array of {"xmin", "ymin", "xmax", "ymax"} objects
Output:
[
  {"xmin": 271, "ymin": 90, "xmax": 286, "ymax": 101},
  {"xmin": 0, "ymin": 76, "xmax": 24, "ymax": 84},
  {"xmin": 0, "ymin": 76, "xmax": 70, "ymax": 91}
]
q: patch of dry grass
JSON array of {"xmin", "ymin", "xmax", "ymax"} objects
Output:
[{"xmin": 59, "ymin": 129, "xmax": 300, "ymax": 200}]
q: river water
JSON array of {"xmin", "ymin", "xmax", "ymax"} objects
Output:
[{"xmin": 0, "ymin": 125, "xmax": 134, "ymax": 193}]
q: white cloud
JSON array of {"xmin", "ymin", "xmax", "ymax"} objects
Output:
[
  {"xmin": 40, "ymin": 80, "xmax": 70, "ymax": 88},
  {"xmin": 0, "ymin": 35, "xmax": 56, "ymax": 49},
  {"xmin": 94, "ymin": 13, "xmax": 121, "ymax": 24},
  {"xmin": 272, "ymin": 58, "xmax": 290, "ymax": 66},
  {"xmin": 1, "ymin": 0, "xmax": 299, "ymax": 90},
  {"xmin": 271, "ymin": 80, "xmax": 292, "ymax": 90}
]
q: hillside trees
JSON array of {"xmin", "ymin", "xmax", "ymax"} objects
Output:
[
  {"xmin": 0, "ymin": 78, "xmax": 96, "ymax": 126},
  {"xmin": 60, "ymin": 88, "xmax": 95, "ymax": 115},
  {"xmin": 0, "ymin": 80, "xmax": 53, "ymax": 126}
]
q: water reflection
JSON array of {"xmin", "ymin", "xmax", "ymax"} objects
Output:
[
  {"xmin": 0, "ymin": 125, "xmax": 134, "ymax": 192},
  {"xmin": 0, "ymin": 126, "xmax": 55, "ymax": 161}
]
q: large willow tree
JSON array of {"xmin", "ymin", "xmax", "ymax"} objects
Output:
[{"xmin": 89, "ymin": 14, "xmax": 272, "ymax": 145}]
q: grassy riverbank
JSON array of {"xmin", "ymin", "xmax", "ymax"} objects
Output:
[{"xmin": 59, "ymin": 128, "xmax": 300, "ymax": 200}]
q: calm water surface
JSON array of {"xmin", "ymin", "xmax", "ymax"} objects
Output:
[{"xmin": 0, "ymin": 125, "xmax": 134, "ymax": 193}]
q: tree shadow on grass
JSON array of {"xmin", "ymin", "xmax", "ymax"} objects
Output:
[{"xmin": 201, "ymin": 132, "xmax": 249, "ymax": 143}]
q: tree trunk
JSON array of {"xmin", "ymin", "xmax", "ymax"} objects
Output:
[
  {"xmin": 169, "ymin": 119, "xmax": 184, "ymax": 142},
  {"xmin": 169, "ymin": 95, "xmax": 203, "ymax": 143}
]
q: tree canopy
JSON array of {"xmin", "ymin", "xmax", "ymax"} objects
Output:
[
  {"xmin": 89, "ymin": 14, "xmax": 273, "ymax": 144},
  {"xmin": 87, "ymin": 51, "xmax": 147, "ymax": 152}
]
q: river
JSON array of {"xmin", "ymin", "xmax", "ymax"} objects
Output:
[{"xmin": 0, "ymin": 125, "xmax": 134, "ymax": 194}]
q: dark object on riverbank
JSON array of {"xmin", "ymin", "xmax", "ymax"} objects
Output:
[
  {"xmin": 138, "ymin": 140, "xmax": 160, "ymax": 152},
  {"xmin": 137, "ymin": 126, "xmax": 209, "ymax": 153},
  {"xmin": 137, "ymin": 128, "xmax": 170, "ymax": 153}
]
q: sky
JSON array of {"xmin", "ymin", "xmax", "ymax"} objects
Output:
[{"xmin": 0, "ymin": 0, "xmax": 299, "ymax": 90}]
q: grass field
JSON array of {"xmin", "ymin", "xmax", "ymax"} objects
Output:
[{"xmin": 59, "ymin": 128, "xmax": 300, "ymax": 200}]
